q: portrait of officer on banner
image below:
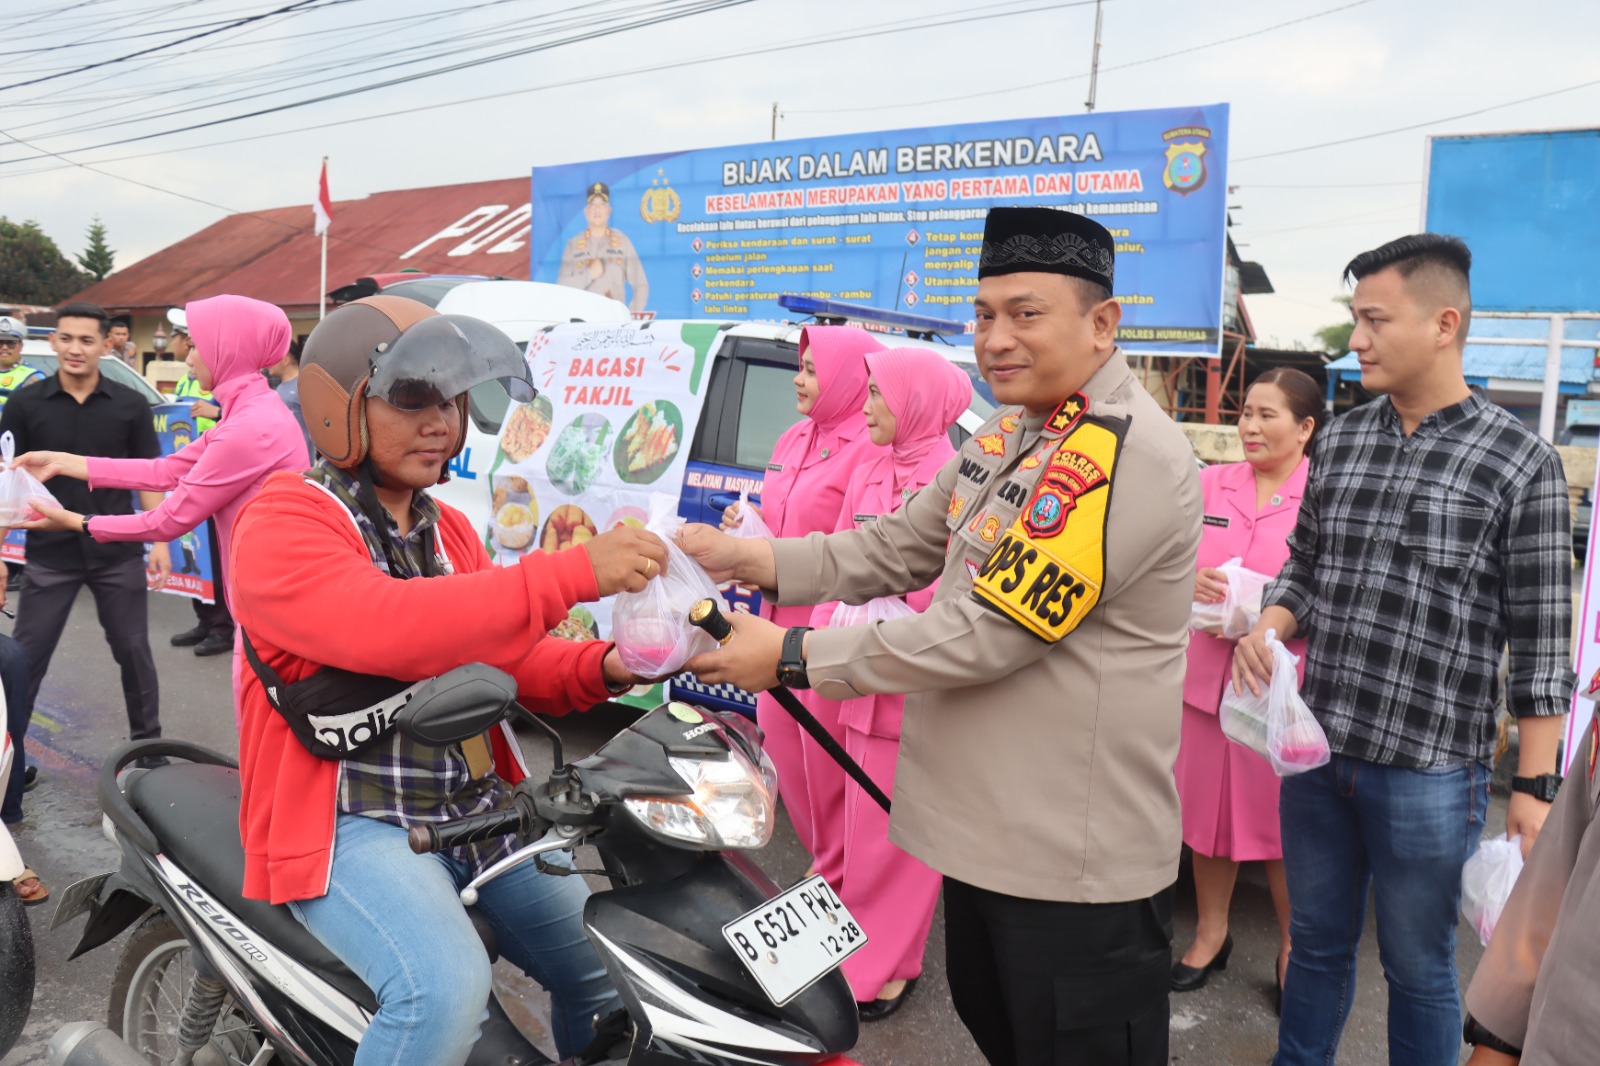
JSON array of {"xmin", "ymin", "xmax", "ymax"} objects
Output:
[{"xmin": 557, "ymin": 180, "xmax": 650, "ymax": 314}]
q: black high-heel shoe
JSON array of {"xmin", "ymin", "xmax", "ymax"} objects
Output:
[
  {"xmin": 1170, "ymin": 934, "xmax": 1233, "ymax": 993},
  {"xmin": 858, "ymin": 977, "xmax": 918, "ymax": 1022}
]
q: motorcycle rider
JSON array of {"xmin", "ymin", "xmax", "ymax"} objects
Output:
[{"xmin": 226, "ymin": 295, "xmax": 669, "ymax": 1065}]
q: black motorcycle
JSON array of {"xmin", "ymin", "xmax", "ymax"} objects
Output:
[{"xmin": 47, "ymin": 662, "xmax": 866, "ymax": 1066}]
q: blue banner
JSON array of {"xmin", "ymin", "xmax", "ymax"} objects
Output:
[
  {"xmin": 530, "ymin": 104, "xmax": 1229, "ymax": 355},
  {"xmin": 151, "ymin": 403, "xmax": 216, "ymax": 604}
]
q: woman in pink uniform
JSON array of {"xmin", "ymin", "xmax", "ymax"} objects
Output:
[
  {"xmin": 16, "ymin": 295, "xmax": 309, "ymax": 721},
  {"xmin": 1170, "ymin": 367, "xmax": 1322, "ymax": 1002},
  {"xmin": 824, "ymin": 346, "xmax": 970, "ymax": 1020},
  {"xmin": 724, "ymin": 325, "xmax": 879, "ymax": 887}
]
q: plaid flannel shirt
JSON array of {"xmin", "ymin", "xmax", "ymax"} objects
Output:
[
  {"xmin": 1265, "ymin": 391, "xmax": 1574, "ymax": 767},
  {"xmin": 310, "ymin": 462, "xmax": 516, "ymax": 874}
]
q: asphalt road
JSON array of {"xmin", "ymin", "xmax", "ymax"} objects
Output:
[{"xmin": 0, "ymin": 589, "xmax": 1504, "ymax": 1064}]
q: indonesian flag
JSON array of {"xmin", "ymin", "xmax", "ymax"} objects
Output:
[{"xmin": 313, "ymin": 158, "xmax": 332, "ymax": 236}]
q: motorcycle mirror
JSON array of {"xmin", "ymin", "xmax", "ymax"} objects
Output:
[{"xmin": 395, "ymin": 664, "xmax": 518, "ymax": 746}]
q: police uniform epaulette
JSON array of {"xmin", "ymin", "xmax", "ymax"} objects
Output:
[{"xmin": 607, "ymin": 230, "xmax": 623, "ymax": 248}]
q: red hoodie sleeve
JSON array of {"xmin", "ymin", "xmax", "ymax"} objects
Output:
[{"xmin": 230, "ymin": 480, "xmax": 603, "ymax": 687}]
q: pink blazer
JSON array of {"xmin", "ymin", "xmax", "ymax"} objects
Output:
[{"xmin": 1183, "ymin": 458, "xmax": 1309, "ymax": 713}]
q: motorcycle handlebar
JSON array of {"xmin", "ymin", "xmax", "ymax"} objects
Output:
[{"xmin": 407, "ymin": 805, "xmax": 532, "ymax": 855}]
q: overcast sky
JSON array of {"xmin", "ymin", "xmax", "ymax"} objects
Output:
[{"xmin": 4, "ymin": 0, "xmax": 1598, "ymax": 347}]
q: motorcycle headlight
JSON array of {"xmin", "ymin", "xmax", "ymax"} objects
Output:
[{"xmin": 622, "ymin": 745, "xmax": 778, "ymax": 850}]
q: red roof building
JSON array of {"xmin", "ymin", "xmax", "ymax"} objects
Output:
[{"xmin": 69, "ymin": 175, "xmax": 533, "ymax": 354}]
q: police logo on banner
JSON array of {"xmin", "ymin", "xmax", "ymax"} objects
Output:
[{"xmin": 1161, "ymin": 126, "xmax": 1211, "ymax": 196}]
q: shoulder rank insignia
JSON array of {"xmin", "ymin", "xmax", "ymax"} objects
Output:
[
  {"xmin": 608, "ymin": 230, "xmax": 624, "ymax": 248},
  {"xmin": 974, "ymin": 433, "xmax": 1005, "ymax": 456},
  {"xmin": 971, "ymin": 413, "xmax": 1126, "ymax": 643},
  {"xmin": 1044, "ymin": 392, "xmax": 1089, "ymax": 436}
]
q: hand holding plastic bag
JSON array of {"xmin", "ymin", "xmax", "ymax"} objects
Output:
[
  {"xmin": 0, "ymin": 431, "xmax": 58, "ymax": 527},
  {"xmin": 612, "ymin": 494, "xmax": 722, "ymax": 677},
  {"xmin": 724, "ymin": 489, "xmax": 773, "ymax": 540},
  {"xmin": 1461, "ymin": 835, "xmax": 1524, "ymax": 946},
  {"xmin": 1190, "ymin": 557, "xmax": 1274, "ymax": 639},
  {"xmin": 830, "ymin": 595, "xmax": 916, "ymax": 628},
  {"xmin": 1219, "ymin": 628, "xmax": 1330, "ymax": 776}
]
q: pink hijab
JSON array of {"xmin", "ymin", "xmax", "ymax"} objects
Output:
[
  {"xmin": 761, "ymin": 325, "xmax": 880, "ymax": 539},
  {"xmin": 862, "ymin": 346, "xmax": 972, "ymax": 510},
  {"xmin": 188, "ymin": 294, "xmax": 291, "ymax": 412}
]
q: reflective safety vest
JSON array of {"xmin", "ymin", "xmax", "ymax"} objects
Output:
[
  {"xmin": 174, "ymin": 374, "xmax": 217, "ymax": 433},
  {"xmin": 0, "ymin": 363, "xmax": 44, "ymax": 405}
]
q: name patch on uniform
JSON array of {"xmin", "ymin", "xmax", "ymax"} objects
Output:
[
  {"xmin": 972, "ymin": 414, "xmax": 1125, "ymax": 643},
  {"xmin": 1202, "ymin": 514, "xmax": 1231, "ymax": 529},
  {"xmin": 996, "ymin": 480, "xmax": 1029, "ymax": 508},
  {"xmin": 853, "ymin": 513, "xmax": 878, "ymax": 525},
  {"xmin": 767, "ymin": 463, "xmax": 784, "ymax": 473},
  {"xmin": 957, "ymin": 457, "xmax": 991, "ymax": 485}
]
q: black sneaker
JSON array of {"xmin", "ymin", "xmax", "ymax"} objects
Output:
[
  {"xmin": 194, "ymin": 632, "xmax": 233, "ymax": 657},
  {"xmin": 21, "ymin": 765, "xmax": 37, "ymax": 792},
  {"xmin": 170, "ymin": 625, "xmax": 208, "ymax": 647}
]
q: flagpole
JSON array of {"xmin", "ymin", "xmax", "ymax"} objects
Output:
[
  {"xmin": 319, "ymin": 231, "xmax": 328, "ymax": 321},
  {"xmin": 317, "ymin": 155, "xmax": 329, "ymax": 320}
]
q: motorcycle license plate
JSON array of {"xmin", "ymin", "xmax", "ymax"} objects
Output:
[{"xmin": 723, "ymin": 875, "xmax": 866, "ymax": 1006}]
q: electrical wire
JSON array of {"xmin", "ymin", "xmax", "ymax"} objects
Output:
[
  {"xmin": 786, "ymin": 0, "xmax": 1377, "ymax": 115},
  {"xmin": 0, "ymin": 0, "xmax": 1103, "ymax": 172}
]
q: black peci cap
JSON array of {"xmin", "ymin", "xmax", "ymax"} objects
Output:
[{"xmin": 978, "ymin": 206, "xmax": 1115, "ymax": 291}]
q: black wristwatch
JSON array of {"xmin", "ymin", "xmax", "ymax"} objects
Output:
[
  {"xmin": 1512, "ymin": 773, "xmax": 1562, "ymax": 803},
  {"xmin": 1463, "ymin": 1014, "xmax": 1522, "ymax": 1056},
  {"xmin": 777, "ymin": 627, "xmax": 812, "ymax": 689}
]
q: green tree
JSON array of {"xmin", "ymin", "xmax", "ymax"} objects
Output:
[
  {"xmin": 76, "ymin": 215, "xmax": 115, "ymax": 281},
  {"xmin": 0, "ymin": 217, "xmax": 91, "ymax": 305},
  {"xmin": 1314, "ymin": 295, "xmax": 1354, "ymax": 354}
]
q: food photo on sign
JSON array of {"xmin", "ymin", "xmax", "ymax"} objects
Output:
[{"xmin": 483, "ymin": 321, "xmax": 722, "ymax": 702}]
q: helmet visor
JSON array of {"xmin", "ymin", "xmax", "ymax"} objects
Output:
[{"xmin": 366, "ymin": 315, "xmax": 535, "ymax": 411}]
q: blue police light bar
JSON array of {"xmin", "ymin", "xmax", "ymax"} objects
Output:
[{"xmin": 777, "ymin": 294, "xmax": 966, "ymax": 338}]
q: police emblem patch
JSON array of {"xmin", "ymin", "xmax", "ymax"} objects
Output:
[
  {"xmin": 1161, "ymin": 126, "xmax": 1212, "ymax": 197},
  {"xmin": 948, "ymin": 493, "xmax": 967, "ymax": 522},
  {"xmin": 640, "ymin": 169, "xmax": 682, "ymax": 222},
  {"xmin": 980, "ymin": 515, "xmax": 1001, "ymax": 542},
  {"xmin": 1000, "ymin": 413, "xmax": 1021, "ymax": 433}
]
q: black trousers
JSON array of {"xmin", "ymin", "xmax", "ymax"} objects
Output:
[
  {"xmin": 14, "ymin": 557, "xmax": 160, "ymax": 741},
  {"xmin": 943, "ymin": 877, "xmax": 1174, "ymax": 1066},
  {"xmin": 189, "ymin": 519, "xmax": 232, "ymax": 635}
]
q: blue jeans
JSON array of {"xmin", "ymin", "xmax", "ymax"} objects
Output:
[
  {"xmin": 1273, "ymin": 754, "xmax": 1489, "ymax": 1066},
  {"xmin": 0, "ymin": 636, "xmax": 32, "ymax": 824},
  {"xmin": 289, "ymin": 813, "xmax": 620, "ymax": 1065}
]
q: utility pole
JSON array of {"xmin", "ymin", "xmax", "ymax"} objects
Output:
[
  {"xmin": 1084, "ymin": 0, "xmax": 1104, "ymax": 113},
  {"xmin": 771, "ymin": 102, "xmax": 779, "ymax": 140}
]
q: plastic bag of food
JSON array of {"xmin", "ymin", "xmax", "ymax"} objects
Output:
[
  {"xmin": 1461, "ymin": 835, "xmax": 1524, "ymax": 946},
  {"xmin": 1220, "ymin": 628, "xmax": 1330, "ymax": 776},
  {"xmin": 611, "ymin": 494, "xmax": 721, "ymax": 677},
  {"xmin": 1189, "ymin": 557, "xmax": 1274, "ymax": 640},
  {"xmin": 725, "ymin": 489, "xmax": 773, "ymax": 540},
  {"xmin": 830, "ymin": 594, "xmax": 916, "ymax": 628},
  {"xmin": 0, "ymin": 431, "xmax": 58, "ymax": 527}
]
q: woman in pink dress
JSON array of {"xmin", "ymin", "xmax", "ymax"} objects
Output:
[
  {"xmin": 1170, "ymin": 367, "xmax": 1323, "ymax": 1001},
  {"xmin": 819, "ymin": 346, "xmax": 970, "ymax": 1020},
  {"xmin": 723, "ymin": 325, "xmax": 881, "ymax": 887}
]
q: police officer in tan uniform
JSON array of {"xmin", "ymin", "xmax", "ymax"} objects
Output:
[
  {"xmin": 557, "ymin": 181, "xmax": 649, "ymax": 314},
  {"xmin": 679, "ymin": 206, "xmax": 1202, "ymax": 1066}
]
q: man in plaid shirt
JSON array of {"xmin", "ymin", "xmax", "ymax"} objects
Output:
[{"xmin": 1234, "ymin": 234, "xmax": 1573, "ymax": 1066}]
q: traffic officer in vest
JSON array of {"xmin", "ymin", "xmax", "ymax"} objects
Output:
[
  {"xmin": 0, "ymin": 317, "xmax": 44, "ymax": 404},
  {"xmin": 679, "ymin": 206, "xmax": 1203, "ymax": 1066},
  {"xmin": 169, "ymin": 308, "xmax": 219, "ymax": 432}
]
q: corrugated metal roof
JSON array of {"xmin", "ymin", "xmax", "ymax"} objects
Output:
[
  {"xmin": 70, "ymin": 176, "xmax": 534, "ymax": 314},
  {"xmin": 1326, "ymin": 316, "xmax": 1600, "ymax": 385}
]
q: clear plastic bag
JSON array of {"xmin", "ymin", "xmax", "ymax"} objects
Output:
[
  {"xmin": 1461, "ymin": 835, "xmax": 1524, "ymax": 946},
  {"xmin": 612, "ymin": 494, "xmax": 722, "ymax": 676},
  {"xmin": 0, "ymin": 431, "xmax": 58, "ymax": 527},
  {"xmin": 1219, "ymin": 628, "xmax": 1330, "ymax": 776},
  {"xmin": 1189, "ymin": 557, "xmax": 1273, "ymax": 640},
  {"xmin": 724, "ymin": 489, "xmax": 773, "ymax": 540},
  {"xmin": 830, "ymin": 595, "xmax": 916, "ymax": 628}
]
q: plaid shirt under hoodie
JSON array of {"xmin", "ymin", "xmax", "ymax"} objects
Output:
[
  {"xmin": 309, "ymin": 462, "xmax": 516, "ymax": 873},
  {"xmin": 1265, "ymin": 390, "xmax": 1574, "ymax": 768}
]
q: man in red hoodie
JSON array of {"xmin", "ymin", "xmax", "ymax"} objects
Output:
[{"xmin": 228, "ymin": 296, "xmax": 667, "ymax": 1065}]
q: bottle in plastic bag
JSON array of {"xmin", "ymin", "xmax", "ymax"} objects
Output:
[
  {"xmin": 1460, "ymin": 835, "xmax": 1524, "ymax": 946},
  {"xmin": 611, "ymin": 493, "xmax": 722, "ymax": 677},
  {"xmin": 0, "ymin": 431, "xmax": 58, "ymax": 527},
  {"xmin": 1189, "ymin": 556, "xmax": 1272, "ymax": 639},
  {"xmin": 724, "ymin": 489, "xmax": 773, "ymax": 540},
  {"xmin": 1220, "ymin": 628, "xmax": 1331, "ymax": 776}
]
